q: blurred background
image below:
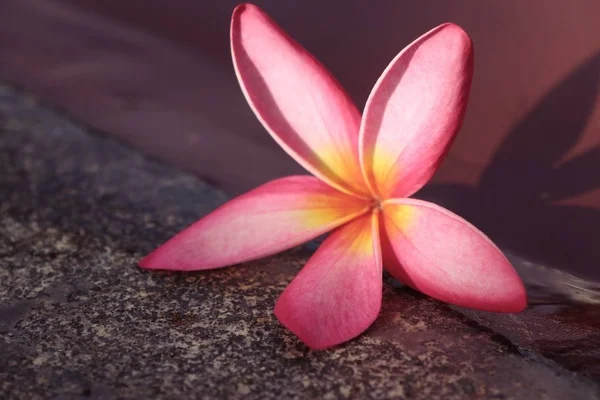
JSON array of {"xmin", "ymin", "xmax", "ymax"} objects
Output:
[{"xmin": 1, "ymin": 0, "xmax": 599, "ymax": 281}]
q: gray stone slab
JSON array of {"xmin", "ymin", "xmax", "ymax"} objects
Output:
[{"xmin": 1, "ymin": 84, "xmax": 599, "ymax": 399}]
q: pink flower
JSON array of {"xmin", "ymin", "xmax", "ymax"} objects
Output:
[{"xmin": 140, "ymin": 3, "xmax": 526, "ymax": 349}]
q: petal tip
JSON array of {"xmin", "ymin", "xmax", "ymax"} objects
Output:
[
  {"xmin": 138, "ymin": 251, "xmax": 161, "ymax": 270},
  {"xmin": 273, "ymin": 303, "xmax": 324, "ymax": 349},
  {"xmin": 274, "ymin": 301, "xmax": 356, "ymax": 350},
  {"xmin": 232, "ymin": 2, "xmax": 253, "ymax": 14},
  {"xmin": 436, "ymin": 22, "xmax": 474, "ymax": 57},
  {"xmin": 493, "ymin": 259, "xmax": 528, "ymax": 313},
  {"xmin": 506, "ymin": 279, "xmax": 528, "ymax": 313},
  {"xmin": 437, "ymin": 22, "xmax": 472, "ymax": 41},
  {"xmin": 231, "ymin": 3, "xmax": 264, "ymax": 25},
  {"xmin": 474, "ymin": 268, "xmax": 528, "ymax": 313},
  {"xmin": 275, "ymin": 301, "xmax": 380, "ymax": 350}
]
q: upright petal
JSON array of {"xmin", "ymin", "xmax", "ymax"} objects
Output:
[
  {"xmin": 381, "ymin": 198, "xmax": 526, "ymax": 312},
  {"xmin": 140, "ymin": 176, "xmax": 370, "ymax": 271},
  {"xmin": 275, "ymin": 211, "xmax": 382, "ymax": 349},
  {"xmin": 360, "ymin": 24, "xmax": 474, "ymax": 199},
  {"xmin": 231, "ymin": 4, "xmax": 369, "ymax": 197}
]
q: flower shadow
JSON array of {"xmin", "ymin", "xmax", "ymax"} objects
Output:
[{"xmin": 418, "ymin": 52, "xmax": 600, "ymax": 284}]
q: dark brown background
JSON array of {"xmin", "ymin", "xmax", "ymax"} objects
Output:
[{"xmin": 1, "ymin": 0, "xmax": 599, "ymax": 280}]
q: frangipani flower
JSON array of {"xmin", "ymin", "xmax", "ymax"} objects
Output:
[{"xmin": 140, "ymin": 3, "xmax": 526, "ymax": 349}]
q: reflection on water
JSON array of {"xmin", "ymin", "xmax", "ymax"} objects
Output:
[
  {"xmin": 457, "ymin": 251, "xmax": 600, "ymax": 381},
  {"xmin": 506, "ymin": 251, "xmax": 600, "ymax": 306}
]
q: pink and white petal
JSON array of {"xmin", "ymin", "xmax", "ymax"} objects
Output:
[
  {"xmin": 275, "ymin": 211, "xmax": 382, "ymax": 349},
  {"xmin": 381, "ymin": 199, "xmax": 526, "ymax": 312},
  {"xmin": 360, "ymin": 23, "xmax": 474, "ymax": 199},
  {"xmin": 140, "ymin": 176, "xmax": 370, "ymax": 271},
  {"xmin": 231, "ymin": 4, "xmax": 369, "ymax": 197}
]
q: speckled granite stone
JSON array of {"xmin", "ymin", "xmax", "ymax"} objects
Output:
[{"xmin": 0, "ymin": 84, "xmax": 599, "ymax": 399}]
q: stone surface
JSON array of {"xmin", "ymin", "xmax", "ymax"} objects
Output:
[{"xmin": 1, "ymin": 84, "xmax": 599, "ymax": 399}]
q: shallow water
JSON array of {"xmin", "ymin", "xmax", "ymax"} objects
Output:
[
  {"xmin": 452, "ymin": 252, "xmax": 600, "ymax": 381},
  {"xmin": 507, "ymin": 251, "xmax": 600, "ymax": 306}
]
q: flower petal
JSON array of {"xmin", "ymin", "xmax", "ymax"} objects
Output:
[
  {"xmin": 140, "ymin": 176, "xmax": 370, "ymax": 271},
  {"xmin": 231, "ymin": 4, "xmax": 369, "ymax": 197},
  {"xmin": 360, "ymin": 24, "xmax": 474, "ymax": 199},
  {"xmin": 381, "ymin": 198, "xmax": 526, "ymax": 312},
  {"xmin": 274, "ymin": 211, "xmax": 382, "ymax": 349}
]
